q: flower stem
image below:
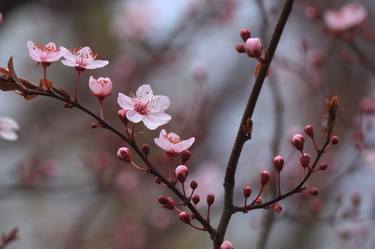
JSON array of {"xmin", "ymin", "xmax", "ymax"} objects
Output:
[{"xmin": 74, "ymin": 71, "xmax": 81, "ymax": 102}]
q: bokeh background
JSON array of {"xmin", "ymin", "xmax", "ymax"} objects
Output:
[{"xmin": 1, "ymin": 0, "xmax": 375, "ymax": 248}]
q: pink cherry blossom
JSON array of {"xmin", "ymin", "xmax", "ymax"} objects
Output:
[
  {"xmin": 324, "ymin": 3, "xmax": 367, "ymax": 32},
  {"xmin": 220, "ymin": 240, "xmax": 234, "ymax": 249},
  {"xmin": 154, "ymin": 129, "xmax": 195, "ymax": 155},
  {"xmin": 27, "ymin": 41, "xmax": 65, "ymax": 65},
  {"xmin": 61, "ymin": 46, "xmax": 109, "ymax": 71},
  {"xmin": 0, "ymin": 116, "xmax": 19, "ymax": 141},
  {"xmin": 89, "ymin": 76, "xmax": 112, "ymax": 99},
  {"xmin": 117, "ymin": 84, "xmax": 171, "ymax": 130}
]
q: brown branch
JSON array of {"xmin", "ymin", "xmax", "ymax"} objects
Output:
[{"xmin": 214, "ymin": 0, "xmax": 295, "ymax": 247}]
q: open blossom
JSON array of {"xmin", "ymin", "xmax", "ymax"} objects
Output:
[
  {"xmin": 0, "ymin": 116, "xmax": 19, "ymax": 141},
  {"xmin": 324, "ymin": 3, "xmax": 367, "ymax": 32},
  {"xmin": 61, "ymin": 46, "xmax": 109, "ymax": 71},
  {"xmin": 27, "ymin": 41, "xmax": 65, "ymax": 65},
  {"xmin": 89, "ymin": 76, "xmax": 112, "ymax": 98},
  {"xmin": 117, "ymin": 84, "xmax": 171, "ymax": 130},
  {"xmin": 220, "ymin": 240, "xmax": 234, "ymax": 249},
  {"xmin": 154, "ymin": 129, "xmax": 194, "ymax": 155}
]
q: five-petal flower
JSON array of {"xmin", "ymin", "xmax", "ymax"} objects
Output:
[
  {"xmin": 27, "ymin": 41, "xmax": 65, "ymax": 65},
  {"xmin": 154, "ymin": 129, "xmax": 194, "ymax": 155},
  {"xmin": 61, "ymin": 46, "xmax": 109, "ymax": 71},
  {"xmin": 117, "ymin": 84, "xmax": 171, "ymax": 130},
  {"xmin": 0, "ymin": 116, "xmax": 19, "ymax": 141}
]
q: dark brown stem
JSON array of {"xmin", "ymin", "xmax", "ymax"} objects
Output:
[{"xmin": 214, "ymin": 0, "xmax": 295, "ymax": 247}]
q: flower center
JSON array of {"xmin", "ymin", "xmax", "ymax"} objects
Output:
[
  {"xmin": 133, "ymin": 100, "xmax": 150, "ymax": 115},
  {"xmin": 97, "ymin": 79, "xmax": 108, "ymax": 87},
  {"xmin": 36, "ymin": 44, "xmax": 59, "ymax": 54},
  {"xmin": 164, "ymin": 135, "xmax": 180, "ymax": 144}
]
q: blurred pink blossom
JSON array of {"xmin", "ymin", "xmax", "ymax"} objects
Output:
[
  {"xmin": 324, "ymin": 3, "xmax": 367, "ymax": 32},
  {"xmin": 0, "ymin": 116, "xmax": 19, "ymax": 141},
  {"xmin": 117, "ymin": 84, "xmax": 171, "ymax": 130}
]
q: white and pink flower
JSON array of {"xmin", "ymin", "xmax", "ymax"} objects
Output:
[
  {"xmin": 27, "ymin": 41, "xmax": 65, "ymax": 65},
  {"xmin": 0, "ymin": 116, "xmax": 19, "ymax": 141},
  {"xmin": 154, "ymin": 129, "xmax": 194, "ymax": 155},
  {"xmin": 89, "ymin": 76, "xmax": 112, "ymax": 99},
  {"xmin": 117, "ymin": 84, "xmax": 171, "ymax": 130},
  {"xmin": 324, "ymin": 2, "xmax": 367, "ymax": 32},
  {"xmin": 61, "ymin": 46, "xmax": 109, "ymax": 71}
]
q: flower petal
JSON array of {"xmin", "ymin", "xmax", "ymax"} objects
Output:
[
  {"xmin": 27, "ymin": 41, "xmax": 42, "ymax": 62},
  {"xmin": 118, "ymin": 93, "xmax": 134, "ymax": 110},
  {"xmin": 136, "ymin": 84, "xmax": 154, "ymax": 101},
  {"xmin": 154, "ymin": 137, "xmax": 172, "ymax": 151},
  {"xmin": 88, "ymin": 76, "xmax": 102, "ymax": 95},
  {"xmin": 126, "ymin": 110, "xmax": 143, "ymax": 123},
  {"xmin": 174, "ymin": 137, "xmax": 195, "ymax": 153},
  {"xmin": 0, "ymin": 130, "xmax": 18, "ymax": 141},
  {"xmin": 150, "ymin": 95, "xmax": 170, "ymax": 112},
  {"xmin": 142, "ymin": 112, "xmax": 171, "ymax": 130},
  {"xmin": 85, "ymin": 60, "xmax": 109, "ymax": 69},
  {"xmin": 0, "ymin": 117, "xmax": 19, "ymax": 130}
]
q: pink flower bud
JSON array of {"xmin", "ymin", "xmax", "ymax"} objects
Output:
[
  {"xmin": 310, "ymin": 187, "xmax": 319, "ymax": 196},
  {"xmin": 141, "ymin": 144, "xmax": 150, "ymax": 156},
  {"xmin": 175, "ymin": 165, "xmax": 189, "ymax": 183},
  {"xmin": 331, "ymin": 135, "xmax": 339, "ymax": 145},
  {"xmin": 255, "ymin": 197, "xmax": 262, "ymax": 204},
  {"xmin": 118, "ymin": 109, "xmax": 128, "ymax": 124},
  {"xmin": 179, "ymin": 211, "xmax": 191, "ymax": 224},
  {"xmin": 220, "ymin": 240, "xmax": 234, "ymax": 249},
  {"xmin": 192, "ymin": 194, "xmax": 200, "ymax": 204},
  {"xmin": 319, "ymin": 163, "xmax": 328, "ymax": 171},
  {"xmin": 181, "ymin": 150, "xmax": 191, "ymax": 164},
  {"xmin": 206, "ymin": 194, "xmax": 215, "ymax": 205},
  {"xmin": 158, "ymin": 196, "xmax": 169, "ymax": 205},
  {"xmin": 273, "ymin": 204, "xmax": 282, "ymax": 214},
  {"xmin": 245, "ymin": 37, "xmax": 262, "ymax": 58},
  {"xmin": 240, "ymin": 28, "xmax": 251, "ymax": 41},
  {"xmin": 304, "ymin": 125, "xmax": 314, "ymax": 138},
  {"xmin": 273, "ymin": 155, "xmax": 284, "ymax": 172},
  {"xmin": 116, "ymin": 147, "xmax": 132, "ymax": 163},
  {"xmin": 89, "ymin": 76, "xmax": 112, "ymax": 99},
  {"xmin": 158, "ymin": 196, "xmax": 175, "ymax": 209},
  {"xmin": 243, "ymin": 185, "xmax": 252, "ymax": 198},
  {"xmin": 300, "ymin": 153, "xmax": 311, "ymax": 168},
  {"xmin": 91, "ymin": 122, "xmax": 98, "ymax": 128},
  {"xmin": 260, "ymin": 170, "xmax": 270, "ymax": 185},
  {"xmin": 291, "ymin": 134, "xmax": 305, "ymax": 151},
  {"xmin": 235, "ymin": 43, "xmax": 246, "ymax": 53},
  {"xmin": 190, "ymin": 180, "xmax": 198, "ymax": 189}
]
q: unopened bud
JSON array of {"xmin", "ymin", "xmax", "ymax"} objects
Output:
[
  {"xmin": 304, "ymin": 125, "xmax": 314, "ymax": 138},
  {"xmin": 118, "ymin": 109, "xmax": 128, "ymax": 124},
  {"xmin": 91, "ymin": 122, "xmax": 98, "ymax": 128},
  {"xmin": 158, "ymin": 196, "xmax": 175, "ymax": 209},
  {"xmin": 245, "ymin": 37, "xmax": 262, "ymax": 58},
  {"xmin": 319, "ymin": 163, "xmax": 328, "ymax": 171},
  {"xmin": 235, "ymin": 43, "xmax": 246, "ymax": 53},
  {"xmin": 240, "ymin": 28, "xmax": 251, "ymax": 41},
  {"xmin": 190, "ymin": 180, "xmax": 198, "ymax": 189},
  {"xmin": 291, "ymin": 134, "xmax": 305, "ymax": 151},
  {"xmin": 207, "ymin": 194, "xmax": 215, "ymax": 205},
  {"xmin": 155, "ymin": 177, "xmax": 162, "ymax": 185},
  {"xmin": 260, "ymin": 170, "xmax": 270, "ymax": 185},
  {"xmin": 300, "ymin": 153, "xmax": 311, "ymax": 168},
  {"xmin": 220, "ymin": 240, "xmax": 234, "ymax": 249},
  {"xmin": 273, "ymin": 204, "xmax": 283, "ymax": 214},
  {"xmin": 181, "ymin": 150, "xmax": 191, "ymax": 163},
  {"xmin": 141, "ymin": 144, "xmax": 150, "ymax": 156},
  {"xmin": 255, "ymin": 197, "xmax": 262, "ymax": 204},
  {"xmin": 175, "ymin": 165, "xmax": 189, "ymax": 183},
  {"xmin": 179, "ymin": 211, "xmax": 191, "ymax": 224},
  {"xmin": 273, "ymin": 155, "xmax": 284, "ymax": 172},
  {"xmin": 192, "ymin": 194, "xmax": 200, "ymax": 204},
  {"xmin": 243, "ymin": 185, "xmax": 252, "ymax": 198},
  {"xmin": 310, "ymin": 187, "xmax": 319, "ymax": 196},
  {"xmin": 331, "ymin": 135, "xmax": 339, "ymax": 145},
  {"xmin": 116, "ymin": 147, "xmax": 132, "ymax": 163}
]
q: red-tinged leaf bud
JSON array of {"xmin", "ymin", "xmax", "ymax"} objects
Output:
[
  {"xmin": 243, "ymin": 185, "xmax": 252, "ymax": 198},
  {"xmin": 260, "ymin": 170, "xmax": 270, "ymax": 185},
  {"xmin": 319, "ymin": 163, "xmax": 328, "ymax": 171},
  {"xmin": 273, "ymin": 204, "xmax": 283, "ymax": 214},
  {"xmin": 245, "ymin": 37, "xmax": 263, "ymax": 58},
  {"xmin": 91, "ymin": 122, "xmax": 98, "ymax": 128},
  {"xmin": 240, "ymin": 28, "xmax": 251, "ymax": 41},
  {"xmin": 192, "ymin": 194, "xmax": 200, "ymax": 204},
  {"xmin": 158, "ymin": 196, "xmax": 169, "ymax": 205},
  {"xmin": 181, "ymin": 150, "xmax": 191, "ymax": 163},
  {"xmin": 291, "ymin": 134, "xmax": 305, "ymax": 151},
  {"xmin": 351, "ymin": 192, "xmax": 361, "ymax": 207},
  {"xmin": 141, "ymin": 144, "xmax": 150, "ymax": 156},
  {"xmin": 300, "ymin": 153, "xmax": 311, "ymax": 168},
  {"xmin": 116, "ymin": 147, "xmax": 132, "ymax": 163},
  {"xmin": 159, "ymin": 197, "xmax": 176, "ymax": 210},
  {"xmin": 190, "ymin": 180, "xmax": 198, "ymax": 189},
  {"xmin": 179, "ymin": 211, "xmax": 191, "ymax": 224},
  {"xmin": 331, "ymin": 135, "xmax": 339, "ymax": 145},
  {"xmin": 310, "ymin": 187, "xmax": 319, "ymax": 196},
  {"xmin": 304, "ymin": 125, "xmax": 314, "ymax": 138},
  {"xmin": 118, "ymin": 109, "xmax": 128, "ymax": 124},
  {"xmin": 235, "ymin": 43, "xmax": 246, "ymax": 53},
  {"xmin": 155, "ymin": 177, "xmax": 162, "ymax": 184},
  {"xmin": 207, "ymin": 194, "xmax": 215, "ymax": 205},
  {"xmin": 175, "ymin": 165, "xmax": 189, "ymax": 183},
  {"xmin": 273, "ymin": 155, "xmax": 284, "ymax": 172}
]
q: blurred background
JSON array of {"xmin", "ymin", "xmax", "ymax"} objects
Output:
[{"xmin": 0, "ymin": 0, "xmax": 375, "ymax": 248}]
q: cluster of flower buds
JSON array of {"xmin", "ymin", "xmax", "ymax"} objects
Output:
[{"xmin": 235, "ymin": 28, "xmax": 263, "ymax": 59}]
